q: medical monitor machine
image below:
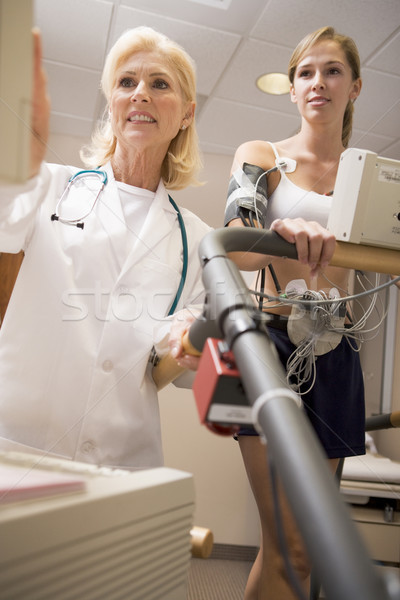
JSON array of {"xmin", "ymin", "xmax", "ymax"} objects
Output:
[
  {"xmin": 0, "ymin": 0, "xmax": 33, "ymax": 183},
  {"xmin": 327, "ymin": 148, "xmax": 400, "ymax": 250}
]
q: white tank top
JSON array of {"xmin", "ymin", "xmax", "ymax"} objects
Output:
[{"xmin": 265, "ymin": 142, "xmax": 332, "ymax": 228}]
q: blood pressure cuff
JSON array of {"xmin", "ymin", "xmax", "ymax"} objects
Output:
[{"xmin": 224, "ymin": 162, "xmax": 268, "ymax": 228}]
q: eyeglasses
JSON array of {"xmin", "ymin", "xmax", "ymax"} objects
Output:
[{"xmin": 51, "ymin": 169, "xmax": 108, "ymax": 229}]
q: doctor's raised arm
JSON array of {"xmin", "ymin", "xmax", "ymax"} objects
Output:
[{"xmin": 30, "ymin": 29, "xmax": 50, "ymax": 178}]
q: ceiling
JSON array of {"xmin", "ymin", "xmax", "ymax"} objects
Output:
[{"xmin": 35, "ymin": 0, "xmax": 400, "ymax": 160}]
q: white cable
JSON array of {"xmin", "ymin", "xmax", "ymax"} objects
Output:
[
  {"xmin": 252, "ymin": 274, "xmax": 400, "ymax": 307},
  {"xmin": 249, "ymin": 271, "xmax": 398, "ymax": 395},
  {"xmin": 286, "ymin": 338, "xmax": 317, "ymax": 395},
  {"xmin": 251, "ymin": 158, "xmax": 297, "ymax": 227},
  {"xmin": 252, "ymin": 166, "xmax": 277, "ymax": 227}
]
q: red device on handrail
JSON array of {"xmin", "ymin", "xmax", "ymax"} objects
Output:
[{"xmin": 192, "ymin": 338, "xmax": 252, "ymax": 436}]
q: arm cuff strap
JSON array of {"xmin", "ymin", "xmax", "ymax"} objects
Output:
[{"xmin": 224, "ymin": 162, "xmax": 268, "ymax": 228}]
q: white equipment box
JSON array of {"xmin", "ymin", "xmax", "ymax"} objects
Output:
[
  {"xmin": 0, "ymin": 0, "xmax": 33, "ymax": 183},
  {"xmin": 327, "ymin": 148, "xmax": 400, "ymax": 250},
  {"xmin": 0, "ymin": 452, "xmax": 195, "ymax": 600}
]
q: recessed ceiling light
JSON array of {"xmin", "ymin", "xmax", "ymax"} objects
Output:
[{"xmin": 256, "ymin": 73, "xmax": 290, "ymax": 95}]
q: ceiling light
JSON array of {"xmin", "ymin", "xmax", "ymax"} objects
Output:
[
  {"xmin": 185, "ymin": 0, "xmax": 232, "ymax": 8},
  {"xmin": 256, "ymin": 73, "xmax": 290, "ymax": 95}
]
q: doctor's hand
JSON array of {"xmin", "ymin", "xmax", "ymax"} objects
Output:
[
  {"xmin": 30, "ymin": 28, "xmax": 50, "ymax": 178},
  {"xmin": 271, "ymin": 217, "xmax": 336, "ymax": 278},
  {"xmin": 168, "ymin": 308, "xmax": 201, "ymax": 371}
]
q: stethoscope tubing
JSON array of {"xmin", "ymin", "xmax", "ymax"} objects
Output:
[{"xmin": 51, "ymin": 170, "xmax": 187, "ymax": 315}]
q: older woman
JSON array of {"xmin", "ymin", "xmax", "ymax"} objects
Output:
[{"xmin": 0, "ymin": 27, "xmax": 211, "ymax": 469}]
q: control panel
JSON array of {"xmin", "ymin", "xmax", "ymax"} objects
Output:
[{"xmin": 327, "ymin": 148, "xmax": 400, "ymax": 250}]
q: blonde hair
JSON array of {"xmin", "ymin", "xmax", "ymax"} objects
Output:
[
  {"xmin": 80, "ymin": 26, "xmax": 203, "ymax": 190},
  {"xmin": 288, "ymin": 26, "xmax": 361, "ymax": 148}
]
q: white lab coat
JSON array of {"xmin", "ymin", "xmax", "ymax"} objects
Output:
[{"xmin": 0, "ymin": 162, "xmax": 211, "ymax": 469}]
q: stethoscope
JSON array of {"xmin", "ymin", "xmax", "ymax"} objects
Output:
[
  {"xmin": 51, "ymin": 169, "xmax": 188, "ymax": 316},
  {"xmin": 51, "ymin": 170, "xmax": 108, "ymax": 230}
]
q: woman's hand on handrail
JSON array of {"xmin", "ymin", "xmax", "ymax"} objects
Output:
[{"xmin": 271, "ymin": 217, "xmax": 336, "ymax": 278}]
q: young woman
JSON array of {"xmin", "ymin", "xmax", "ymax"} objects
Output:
[{"xmin": 225, "ymin": 27, "xmax": 364, "ymax": 599}]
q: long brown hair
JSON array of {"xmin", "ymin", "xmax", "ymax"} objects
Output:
[{"xmin": 288, "ymin": 26, "xmax": 361, "ymax": 148}]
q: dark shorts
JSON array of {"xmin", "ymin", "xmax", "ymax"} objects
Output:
[{"xmin": 237, "ymin": 318, "xmax": 366, "ymax": 459}]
